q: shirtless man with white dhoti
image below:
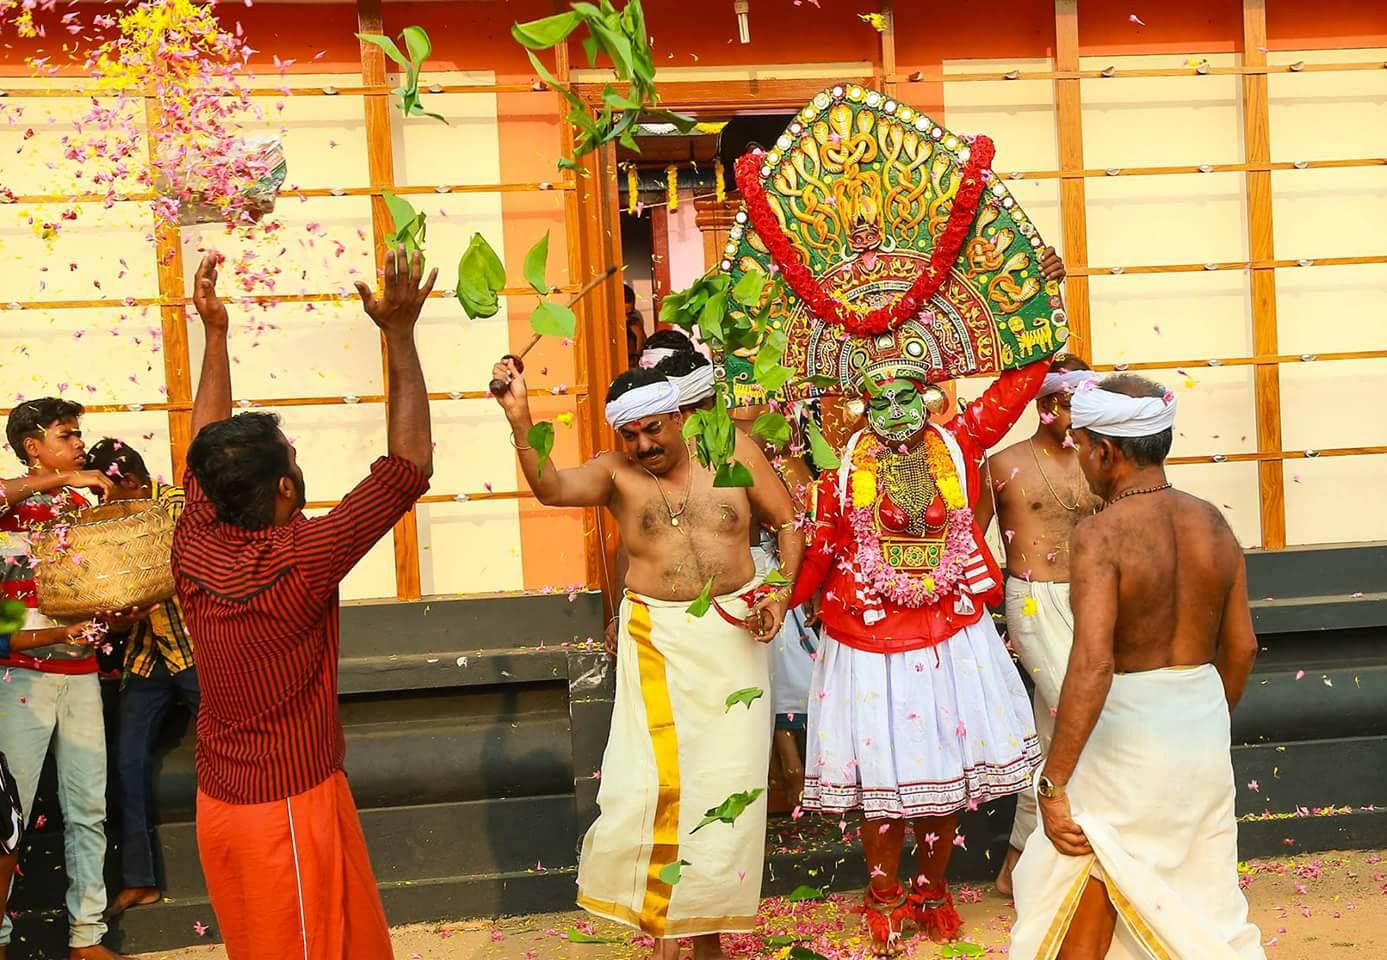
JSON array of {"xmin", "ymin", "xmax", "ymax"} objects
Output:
[
  {"xmin": 493, "ymin": 361, "xmax": 803, "ymax": 960},
  {"xmin": 1009, "ymin": 374, "xmax": 1264, "ymax": 960}
]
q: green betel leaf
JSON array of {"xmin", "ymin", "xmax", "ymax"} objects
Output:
[
  {"xmin": 528, "ymin": 421, "xmax": 556, "ymax": 477},
  {"xmin": 656, "ymin": 858, "xmax": 690, "ymax": 886},
  {"xmin": 794, "ymin": 374, "xmax": 841, "ymax": 391},
  {"xmin": 697, "ymin": 288, "xmax": 727, "ymax": 344},
  {"xmin": 724, "ymin": 687, "xmax": 764, "ymax": 712},
  {"xmin": 566, "ymin": 928, "xmax": 621, "ymax": 944},
  {"xmin": 0, "ymin": 598, "xmax": 27, "ymax": 635},
  {"xmin": 804, "ymin": 417, "xmax": 841, "ymax": 470},
  {"xmin": 523, "ymin": 231, "xmax": 551, "ymax": 295},
  {"xmin": 355, "ymin": 33, "xmax": 410, "ymax": 69},
  {"xmin": 512, "ymin": 11, "xmax": 584, "ymax": 50},
  {"xmin": 686, "ymin": 577, "xmax": 715, "ymax": 618},
  {"xmin": 713, "ymin": 460, "xmax": 754, "ymax": 489},
  {"xmin": 763, "ymin": 567, "xmax": 790, "ymax": 586},
  {"xmin": 460, "ymin": 233, "xmax": 506, "ymax": 290},
  {"xmin": 456, "ymin": 276, "xmax": 500, "ymax": 320},
  {"xmin": 382, "ymin": 191, "xmax": 418, "ymax": 238},
  {"xmin": 939, "ymin": 944, "xmax": 986, "ymax": 958},
  {"xmin": 787, "ymin": 948, "xmax": 832, "ymax": 960},
  {"xmin": 764, "ymin": 935, "xmax": 809, "ymax": 948},
  {"xmin": 751, "ymin": 411, "xmax": 791, "ymax": 449},
  {"xmin": 401, "ymin": 25, "xmax": 432, "ymax": 65},
  {"xmin": 530, "ymin": 299, "xmax": 576, "ymax": 338},
  {"xmin": 755, "ymin": 363, "xmax": 795, "ymax": 395},
  {"xmin": 690, "ymin": 788, "xmax": 764, "ymax": 834},
  {"xmin": 787, "ymin": 884, "xmax": 827, "ymax": 902},
  {"xmin": 731, "ymin": 269, "xmax": 766, "ymax": 308}
]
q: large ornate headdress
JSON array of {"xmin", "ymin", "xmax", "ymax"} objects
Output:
[{"xmin": 715, "ymin": 84, "xmax": 1068, "ymax": 404}]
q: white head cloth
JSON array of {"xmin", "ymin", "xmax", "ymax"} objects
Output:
[
  {"xmin": 1038, "ymin": 369, "xmax": 1099, "ymax": 398},
  {"xmin": 1071, "ymin": 383, "xmax": 1177, "ymax": 437},
  {"xmin": 639, "ymin": 347, "xmax": 679, "ymax": 369},
  {"xmin": 668, "ymin": 364, "xmax": 716, "ymax": 406},
  {"xmin": 604, "ymin": 378, "xmax": 682, "ymax": 428}
]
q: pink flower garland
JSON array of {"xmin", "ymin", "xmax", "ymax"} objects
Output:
[{"xmin": 848, "ymin": 502, "xmax": 975, "ymax": 607}]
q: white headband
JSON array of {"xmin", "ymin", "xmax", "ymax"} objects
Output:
[
  {"xmin": 1038, "ymin": 369, "xmax": 1099, "ymax": 398},
  {"xmin": 605, "ymin": 378, "xmax": 682, "ymax": 428},
  {"xmin": 638, "ymin": 347, "xmax": 679, "ymax": 369},
  {"xmin": 1071, "ymin": 384, "xmax": 1177, "ymax": 438},
  {"xmin": 668, "ymin": 364, "xmax": 716, "ymax": 406}
]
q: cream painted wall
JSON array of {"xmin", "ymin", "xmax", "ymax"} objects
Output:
[{"xmin": 0, "ymin": 70, "xmax": 535, "ymax": 600}]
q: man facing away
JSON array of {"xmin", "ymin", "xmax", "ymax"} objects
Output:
[
  {"xmin": 491, "ymin": 360, "xmax": 803, "ymax": 960},
  {"xmin": 1009, "ymin": 375, "xmax": 1264, "ymax": 960},
  {"xmin": 173, "ymin": 249, "xmax": 435, "ymax": 959},
  {"xmin": 984, "ymin": 356, "xmax": 1102, "ymax": 895},
  {"xmin": 0, "ymin": 399, "xmax": 128, "ymax": 960},
  {"xmin": 83, "ymin": 438, "xmax": 200, "ymax": 920}
]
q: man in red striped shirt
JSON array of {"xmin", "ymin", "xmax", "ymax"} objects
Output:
[{"xmin": 173, "ymin": 249, "xmax": 435, "ymax": 960}]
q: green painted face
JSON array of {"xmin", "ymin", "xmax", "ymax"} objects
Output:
[{"xmin": 866, "ymin": 378, "xmax": 927, "ymax": 442}]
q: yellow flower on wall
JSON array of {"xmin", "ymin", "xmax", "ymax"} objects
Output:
[{"xmin": 850, "ymin": 469, "xmax": 877, "ymax": 508}]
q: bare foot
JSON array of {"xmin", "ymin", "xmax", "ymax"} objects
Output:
[
  {"xmin": 70, "ymin": 946, "xmax": 129, "ymax": 960},
  {"xmin": 995, "ymin": 845, "xmax": 1022, "ymax": 899},
  {"xmin": 651, "ymin": 938, "xmax": 683, "ymax": 960},
  {"xmin": 691, "ymin": 933, "xmax": 727, "ymax": 960},
  {"xmin": 103, "ymin": 886, "xmax": 162, "ymax": 919}
]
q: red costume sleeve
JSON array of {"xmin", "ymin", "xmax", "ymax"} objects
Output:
[
  {"xmin": 788, "ymin": 471, "xmax": 843, "ymax": 610},
  {"xmin": 953, "ymin": 360, "xmax": 1048, "ymax": 452}
]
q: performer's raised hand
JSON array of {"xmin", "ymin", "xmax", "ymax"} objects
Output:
[
  {"xmin": 491, "ymin": 357, "xmax": 529, "ymax": 422},
  {"xmin": 192, "ymin": 253, "xmax": 229, "ymax": 332},
  {"xmin": 1039, "ymin": 246, "xmax": 1066, "ymax": 283},
  {"xmin": 355, "ymin": 246, "xmax": 437, "ymax": 335},
  {"xmin": 1039, "ymin": 791, "xmax": 1092, "ymax": 857}
]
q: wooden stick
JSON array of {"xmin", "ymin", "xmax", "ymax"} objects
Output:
[{"xmin": 489, "ymin": 265, "xmax": 619, "ymax": 396}]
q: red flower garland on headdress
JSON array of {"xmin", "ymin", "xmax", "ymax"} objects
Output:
[{"xmin": 733, "ymin": 135, "xmax": 996, "ymax": 338}]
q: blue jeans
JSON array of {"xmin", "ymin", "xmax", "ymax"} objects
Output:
[
  {"xmin": 0, "ymin": 669, "xmax": 108, "ymax": 948},
  {"xmin": 118, "ymin": 661, "xmax": 200, "ymax": 889}
]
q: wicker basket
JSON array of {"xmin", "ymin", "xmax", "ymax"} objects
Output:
[{"xmin": 33, "ymin": 498, "xmax": 177, "ymax": 619}]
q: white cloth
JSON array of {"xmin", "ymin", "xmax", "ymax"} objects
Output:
[
  {"xmin": 577, "ymin": 581, "xmax": 770, "ymax": 939},
  {"xmin": 604, "ymin": 379, "xmax": 681, "ymax": 428},
  {"xmin": 668, "ymin": 363, "xmax": 716, "ymax": 406},
  {"xmin": 1038, "ymin": 370, "xmax": 1099, "ymax": 398},
  {"xmin": 639, "ymin": 347, "xmax": 680, "ymax": 369},
  {"xmin": 803, "ymin": 617, "xmax": 1040, "ymax": 818},
  {"xmin": 1009, "ymin": 665, "xmax": 1265, "ymax": 960},
  {"xmin": 1005, "ymin": 578, "xmax": 1074, "ymax": 851},
  {"xmin": 1070, "ymin": 385, "xmax": 1176, "ymax": 437},
  {"xmin": 751, "ymin": 543, "xmax": 817, "ymax": 721}
]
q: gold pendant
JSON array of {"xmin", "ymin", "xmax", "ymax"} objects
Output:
[{"xmin": 671, "ymin": 517, "xmax": 680, "ymax": 527}]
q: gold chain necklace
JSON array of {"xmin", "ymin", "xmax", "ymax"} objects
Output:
[
  {"xmin": 1028, "ymin": 438, "xmax": 1080, "ymax": 512},
  {"xmin": 646, "ymin": 463, "xmax": 694, "ymax": 527}
]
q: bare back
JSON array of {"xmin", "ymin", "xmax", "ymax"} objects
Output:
[{"xmin": 1073, "ymin": 489, "xmax": 1247, "ymax": 673}]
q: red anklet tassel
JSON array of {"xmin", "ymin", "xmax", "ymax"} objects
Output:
[
  {"xmin": 856, "ymin": 884, "xmax": 909, "ymax": 948},
  {"xmin": 909, "ymin": 881, "xmax": 963, "ymax": 942}
]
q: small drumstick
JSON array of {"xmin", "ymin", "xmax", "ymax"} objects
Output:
[{"xmin": 490, "ymin": 265, "xmax": 619, "ymax": 396}]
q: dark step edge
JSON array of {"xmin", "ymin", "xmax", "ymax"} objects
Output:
[{"xmin": 339, "ymin": 646, "xmax": 572, "ymax": 694}]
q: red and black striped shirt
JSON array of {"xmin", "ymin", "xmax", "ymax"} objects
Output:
[{"xmin": 172, "ymin": 456, "xmax": 428, "ymax": 804}]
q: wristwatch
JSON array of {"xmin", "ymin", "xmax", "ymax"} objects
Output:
[{"xmin": 1037, "ymin": 775, "xmax": 1066, "ymax": 799}]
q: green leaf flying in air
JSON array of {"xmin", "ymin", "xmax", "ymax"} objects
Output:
[
  {"xmin": 730, "ymin": 269, "xmax": 766, "ymax": 308},
  {"xmin": 530, "ymin": 299, "xmax": 576, "ymax": 338},
  {"xmin": 381, "ymin": 191, "xmax": 426, "ymax": 256},
  {"xmin": 690, "ymin": 788, "xmax": 764, "ymax": 834},
  {"xmin": 724, "ymin": 687, "xmax": 764, "ymax": 713},
  {"xmin": 804, "ymin": 416, "xmax": 841, "ymax": 470},
  {"xmin": 787, "ymin": 884, "xmax": 827, "ymax": 902},
  {"xmin": 657, "ymin": 858, "xmax": 690, "ymax": 886},
  {"xmin": 357, "ymin": 28, "xmax": 447, "ymax": 123},
  {"xmin": 511, "ymin": 11, "xmax": 584, "ymax": 48},
  {"xmin": 456, "ymin": 233, "xmax": 505, "ymax": 319},
  {"xmin": 751, "ymin": 411, "xmax": 791, "ymax": 449},
  {"xmin": 713, "ymin": 459, "xmax": 754, "ymax": 489},
  {"xmin": 523, "ymin": 231, "xmax": 551, "ymax": 295},
  {"xmin": 686, "ymin": 577, "xmax": 715, "ymax": 618},
  {"xmin": 527, "ymin": 421, "xmax": 556, "ymax": 477}
]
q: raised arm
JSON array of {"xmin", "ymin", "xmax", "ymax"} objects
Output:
[
  {"xmin": 491, "ymin": 357, "xmax": 617, "ymax": 508},
  {"xmin": 955, "ymin": 362, "xmax": 1048, "ymax": 451},
  {"xmin": 1214, "ymin": 548, "xmax": 1258, "ymax": 710},
  {"xmin": 1, "ymin": 470, "xmax": 111, "ymax": 506},
  {"xmin": 354, "ymin": 247, "xmax": 437, "ymax": 477},
  {"xmin": 190, "ymin": 254, "xmax": 232, "ymax": 438}
]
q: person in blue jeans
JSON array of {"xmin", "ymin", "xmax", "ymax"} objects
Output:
[{"xmin": 85, "ymin": 440, "xmax": 200, "ymax": 920}]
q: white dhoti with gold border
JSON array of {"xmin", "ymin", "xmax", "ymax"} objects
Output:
[
  {"xmin": 1009, "ymin": 665, "xmax": 1265, "ymax": 959},
  {"xmin": 576, "ymin": 583, "xmax": 771, "ymax": 939}
]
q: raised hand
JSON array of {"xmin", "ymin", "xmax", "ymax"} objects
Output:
[
  {"xmin": 1039, "ymin": 246, "xmax": 1066, "ymax": 283},
  {"xmin": 490, "ymin": 357, "xmax": 530, "ymax": 423},
  {"xmin": 192, "ymin": 253, "xmax": 229, "ymax": 331},
  {"xmin": 355, "ymin": 246, "xmax": 438, "ymax": 335}
]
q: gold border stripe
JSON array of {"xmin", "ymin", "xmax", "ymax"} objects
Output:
[
  {"xmin": 576, "ymin": 894, "xmax": 757, "ymax": 938},
  {"xmin": 629, "ymin": 599, "xmax": 681, "ymax": 936},
  {"xmin": 1035, "ymin": 862, "xmax": 1094, "ymax": 960},
  {"xmin": 1108, "ymin": 879, "xmax": 1174, "ymax": 960}
]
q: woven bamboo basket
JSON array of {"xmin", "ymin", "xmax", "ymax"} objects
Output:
[{"xmin": 33, "ymin": 498, "xmax": 176, "ymax": 619}]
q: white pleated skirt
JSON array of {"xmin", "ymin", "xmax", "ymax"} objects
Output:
[{"xmin": 803, "ymin": 615, "xmax": 1041, "ymax": 819}]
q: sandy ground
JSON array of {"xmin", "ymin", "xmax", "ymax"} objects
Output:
[{"xmin": 133, "ymin": 849, "xmax": 1385, "ymax": 959}]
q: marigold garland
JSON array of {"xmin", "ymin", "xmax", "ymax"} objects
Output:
[{"xmin": 733, "ymin": 134, "xmax": 996, "ymax": 338}]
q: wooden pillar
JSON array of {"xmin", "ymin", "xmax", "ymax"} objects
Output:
[
  {"xmin": 694, "ymin": 194, "xmax": 739, "ymax": 273},
  {"xmin": 1053, "ymin": 0, "xmax": 1092, "ymax": 363},
  {"xmin": 1241, "ymin": 0, "xmax": 1286, "ymax": 549},
  {"xmin": 143, "ymin": 100, "xmax": 193, "ymax": 480},
  {"xmin": 649, "ymin": 202, "xmax": 672, "ymax": 318},
  {"xmin": 357, "ymin": 0, "xmax": 422, "ymax": 598},
  {"xmin": 879, "ymin": 0, "xmax": 897, "ymax": 97}
]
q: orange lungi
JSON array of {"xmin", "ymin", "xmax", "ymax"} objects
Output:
[{"xmin": 196, "ymin": 771, "xmax": 392, "ymax": 960}]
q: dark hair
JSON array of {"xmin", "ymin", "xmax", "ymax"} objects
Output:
[
  {"xmin": 85, "ymin": 438, "xmax": 150, "ymax": 485},
  {"xmin": 6, "ymin": 398, "xmax": 85, "ymax": 464},
  {"xmin": 1050, "ymin": 354, "xmax": 1091, "ymax": 373},
  {"xmin": 623, "ymin": 283, "xmax": 637, "ymax": 305},
  {"xmin": 1085, "ymin": 374, "xmax": 1173, "ymax": 466},
  {"xmin": 186, "ymin": 412, "xmax": 291, "ymax": 529},
  {"xmin": 643, "ymin": 329, "xmax": 696, "ymax": 353},
  {"xmin": 606, "ymin": 367, "xmax": 670, "ymax": 404},
  {"xmin": 654, "ymin": 350, "xmax": 711, "ymax": 378}
]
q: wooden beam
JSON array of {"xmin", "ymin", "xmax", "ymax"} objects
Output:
[
  {"xmin": 1053, "ymin": 0, "xmax": 1092, "ymax": 364},
  {"xmin": 357, "ymin": 0, "xmax": 422, "ymax": 598},
  {"xmin": 879, "ymin": 1, "xmax": 897, "ymax": 97},
  {"xmin": 1242, "ymin": 0, "xmax": 1286, "ymax": 550},
  {"xmin": 649, "ymin": 202, "xmax": 672, "ymax": 318}
]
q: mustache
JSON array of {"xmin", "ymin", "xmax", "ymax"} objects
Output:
[{"xmin": 637, "ymin": 447, "xmax": 666, "ymax": 460}]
